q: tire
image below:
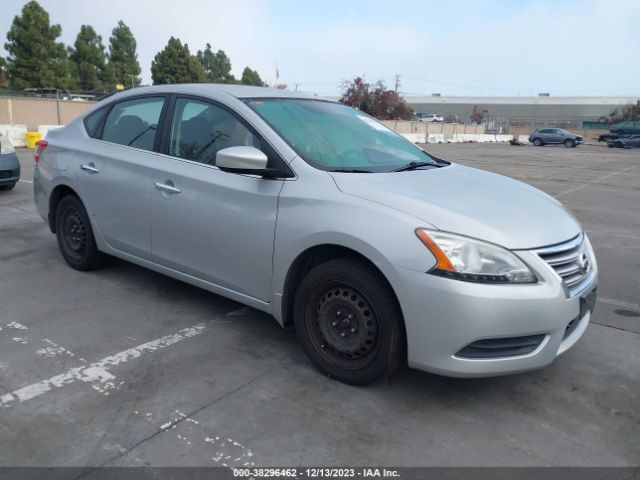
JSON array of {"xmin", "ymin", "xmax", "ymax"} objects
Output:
[
  {"xmin": 533, "ymin": 138, "xmax": 543, "ymax": 146},
  {"xmin": 0, "ymin": 183, "xmax": 16, "ymax": 191},
  {"xmin": 564, "ymin": 139, "xmax": 575, "ymax": 148},
  {"xmin": 293, "ymin": 257, "xmax": 405, "ymax": 385},
  {"xmin": 55, "ymin": 195, "xmax": 104, "ymax": 271}
]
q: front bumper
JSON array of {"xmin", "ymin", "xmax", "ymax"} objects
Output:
[
  {"xmin": 395, "ymin": 249, "xmax": 597, "ymax": 378},
  {"xmin": 0, "ymin": 152, "xmax": 21, "ymax": 185}
]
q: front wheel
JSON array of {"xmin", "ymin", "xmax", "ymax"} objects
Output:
[
  {"xmin": 293, "ymin": 258, "xmax": 405, "ymax": 385},
  {"xmin": 564, "ymin": 139, "xmax": 575, "ymax": 148},
  {"xmin": 55, "ymin": 195, "xmax": 104, "ymax": 271},
  {"xmin": 533, "ymin": 138, "xmax": 543, "ymax": 146}
]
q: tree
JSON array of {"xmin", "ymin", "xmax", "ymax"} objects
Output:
[
  {"xmin": 240, "ymin": 67, "xmax": 263, "ymax": 86},
  {"xmin": 470, "ymin": 105, "xmax": 487, "ymax": 124},
  {"xmin": 106, "ymin": 20, "xmax": 141, "ymax": 88},
  {"xmin": 601, "ymin": 100, "xmax": 640, "ymax": 124},
  {"xmin": 69, "ymin": 25, "xmax": 107, "ymax": 91},
  {"xmin": 151, "ymin": 37, "xmax": 205, "ymax": 85},
  {"xmin": 0, "ymin": 57, "xmax": 7, "ymax": 88},
  {"xmin": 196, "ymin": 44, "xmax": 235, "ymax": 83},
  {"xmin": 339, "ymin": 77, "xmax": 413, "ymax": 120},
  {"xmin": 4, "ymin": 1, "xmax": 75, "ymax": 89}
]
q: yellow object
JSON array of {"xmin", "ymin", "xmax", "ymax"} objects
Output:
[
  {"xmin": 25, "ymin": 131, "xmax": 42, "ymax": 149},
  {"xmin": 116, "ymin": 83, "xmax": 125, "ymax": 90}
]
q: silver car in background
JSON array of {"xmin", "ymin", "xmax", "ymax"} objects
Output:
[
  {"xmin": 34, "ymin": 85, "xmax": 598, "ymax": 384},
  {"xmin": 0, "ymin": 133, "xmax": 21, "ymax": 190}
]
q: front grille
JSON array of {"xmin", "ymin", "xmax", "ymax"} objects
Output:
[
  {"xmin": 535, "ymin": 234, "xmax": 591, "ymax": 293},
  {"xmin": 455, "ymin": 334, "xmax": 546, "ymax": 359},
  {"xmin": 0, "ymin": 170, "xmax": 12, "ymax": 179}
]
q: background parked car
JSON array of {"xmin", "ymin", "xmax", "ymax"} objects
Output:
[
  {"xmin": 607, "ymin": 134, "xmax": 640, "ymax": 148},
  {"xmin": 529, "ymin": 128, "xmax": 583, "ymax": 147},
  {"xmin": 609, "ymin": 121, "xmax": 640, "ymax": 135},
  {"xmin": 0, "ymin": 134, "xmax": 21, "ymax": 191},
  {"xmin": 418, "ymin": 113, "xmax": 444, "ymax": 122}
]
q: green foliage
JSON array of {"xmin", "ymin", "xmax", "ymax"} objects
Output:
[
  {"xmin": 4, "ymin": 0, "xmax": 75, "ymax": 89},
  {"xmin": 339, "ymin": 77, "xmax": 413, "ymax": 120},
  {"xmin": 151, "ymin": 37, "xmax": 205, "ymax": 85},
  {"xmin": 69, "ymin": 25, "xmax": 107, "ymax": 91},
  {"xmin": 240, "ymin": 67, "xmax": 264, "ymax": 86},
  {"xmin": 0, "ymin": 56, "xmax": 7, "ymax": 88},
  {"xmin": 106, "ymin": 20, "xmax": 141, "ymax": 88},
  {"xmin": 196, "ymin": 44, "xmax": 235, "ymax": 83}
]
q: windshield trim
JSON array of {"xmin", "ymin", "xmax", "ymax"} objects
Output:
[{"xmin": 243, "ymin": 97, "xmax": 448, "ymax": 173}]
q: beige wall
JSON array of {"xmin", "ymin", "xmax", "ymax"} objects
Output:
[
  {"xmin": 0, "ymin": 96, "xmax": 96, "ymax": 130},
  {"xmin": 381, "ymin": 120, "xmax": 486, "ymax": 135}
]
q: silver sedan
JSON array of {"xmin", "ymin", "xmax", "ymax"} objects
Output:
[{"xmin": 33, "ymin": 84, "xmax": 598, "ymax": 384}]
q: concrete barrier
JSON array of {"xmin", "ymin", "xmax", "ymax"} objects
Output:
[
  {"xmin": 518, "ymin": 135, "xmax": 530, "ymax": 144},
  {"xmin": 0, "ymin": 124, "xmax": 28, "ymax": 147},
  {"xmin": 400, "ymin": 133, "xmax": 426, "ymax": 144}
]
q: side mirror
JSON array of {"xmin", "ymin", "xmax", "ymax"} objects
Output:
[
  {"xmin": 216, "ymin": 146, "xmax": 283, "ymax": 178},
  {"xmin": 216, "ymin": 146, "xmax": 268, "ymax": 171}
]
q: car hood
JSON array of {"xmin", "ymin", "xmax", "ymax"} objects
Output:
[{"xmin": 330, "ymin": 163, "xmax": 581, "ymax": 249}]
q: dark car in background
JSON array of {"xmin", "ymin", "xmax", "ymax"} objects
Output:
[
  {"xmin": 529, "ymin": 128, "xmax": 583, "ymax": 147},
  {"xmin": 608, "ymin": 134, "xmax": 640, "ymax": 149},
  {"xmin": 0, "ymin": 134, "xmax": 21, "ymax": 191}
]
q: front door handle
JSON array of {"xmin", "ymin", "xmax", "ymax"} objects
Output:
[
  {"xmin": 80, "ymin": 163, "xmax": 99, "ymax": 174},
  {"xmin": 154, "ymin": 181, "xmax": 181, "ymax": 194}
]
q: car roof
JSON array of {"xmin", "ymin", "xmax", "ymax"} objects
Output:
[{"xmin": 104, "ymin": 83, "xmax": 319, "ymax": 102}]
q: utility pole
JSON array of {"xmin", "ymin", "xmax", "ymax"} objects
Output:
[{"xmin": 394, "ymin": 74, "xmax": 401, "ymax": 92}]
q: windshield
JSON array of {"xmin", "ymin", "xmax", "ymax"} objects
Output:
[{"xmin": 245, "ymin": 98, "xmax": 441, "ymax": 172}]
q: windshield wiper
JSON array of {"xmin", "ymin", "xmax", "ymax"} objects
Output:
[
  {"xmin": 392, "ymin": 161, "xmax": 438, "ymax": 172},
  {"xmin": 329, "ymin": 168, "xmax": 373, "ymax": 173}
]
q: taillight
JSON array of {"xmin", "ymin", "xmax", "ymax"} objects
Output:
[{"xmin": 34, "ymin": 140, "xmax": 48, "ymax": 163}]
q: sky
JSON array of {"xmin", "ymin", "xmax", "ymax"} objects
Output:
[{"xmin": 1, "ymin": 0, "xmax": 639, "ymax": 97}]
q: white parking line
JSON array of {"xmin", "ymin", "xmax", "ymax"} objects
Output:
[
  {"xmin": 0, "ymin": 323, "xmax": 207, "ymax": 408},
  {"xmin": 556, "ymin": 164, "xmax": 640, "ymax": 197},
  {"xmin": 18, "ymin": 179, "xmax": 33, "ymax": 184}
]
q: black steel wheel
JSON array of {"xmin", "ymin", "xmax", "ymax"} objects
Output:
[
  {"xmin": 293, "ymin": 258, "xmax": 405, "ymax": 384},
  {"xmin": 55, "ymin": 195, "xmax": 104, "ymax": 270}
]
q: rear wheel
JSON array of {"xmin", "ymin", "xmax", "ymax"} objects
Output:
[
  {"xmin": 293, "ymin": 258, "xmax": 405, "ymax": 385},
  {"xmin": 533, "ymin": 138, "xmax": 543, "ymax": 146},
  {"xmin": 55, "ymin": 195, "xmax": 104, "ymax": 270},
  {"xmin": 564, "ymin": 139, "xmax": 575, "ymax": 148}
]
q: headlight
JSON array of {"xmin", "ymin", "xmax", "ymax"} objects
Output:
[
  {"xmin": 416, "ymin": 229, "xmax": 537, "ymax": 284},
  {"xmin": 0, "ymin": 136, "xmax": 16, "ymax": 155}
]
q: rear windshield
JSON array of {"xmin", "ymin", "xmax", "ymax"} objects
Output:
[{"xmin": 245, "ymin": 99, "xmax": 437, "ymax": 172}]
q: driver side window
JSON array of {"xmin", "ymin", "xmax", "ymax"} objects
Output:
[{"xmin": 169, "ymin": 98, "xmax": 260, "ymax": 166}]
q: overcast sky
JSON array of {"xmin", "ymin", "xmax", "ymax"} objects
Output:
[{"xmin": 1, "ymin": 0, "xmax": 639, "ymax": 97}]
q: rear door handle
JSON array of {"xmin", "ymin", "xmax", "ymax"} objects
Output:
[
  {"xmin": 154, "ymin": 182, "xmax": 181, "ymax": 194},
  {"xmin": 80, "ymin": 163, "xmax": 99, "ymax": 174}
]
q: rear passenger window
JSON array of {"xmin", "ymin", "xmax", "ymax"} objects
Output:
[
  {"xmin": 101, "ymin": 97, "xmax": 165, "ymax": 151},
  {"xmin": 169, "ymin": 98, "xmax": 261, "ymax": 165},
  {"xmin": 83, "ymin": 106, "xmax": 107, "ymax": 138}
]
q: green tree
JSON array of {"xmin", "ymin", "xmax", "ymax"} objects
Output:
[
  {"xmin": 0, "ymin": 56, "xmax": 7, "ymax": 88},
  {"xmin": 151, "ymin": 37, "xmax": 205, "ymax": 85},
  {"xmin": 196, "ymin": 43, "xmax": 235, "ymax": 83},
  {"xmin": 106, "ymin": 20, "xmax": 141, "ymax": 88},
  {"xmin": 240, "ymin": 67, "xmax": 263, "ymax": 86},
  {"xmin": 4, "ymin": 0, "xmax": 75, "ymax": 89},
  {"xmin": 69, "ymin": 25, "xmax": 107, "ymax": 91}
]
